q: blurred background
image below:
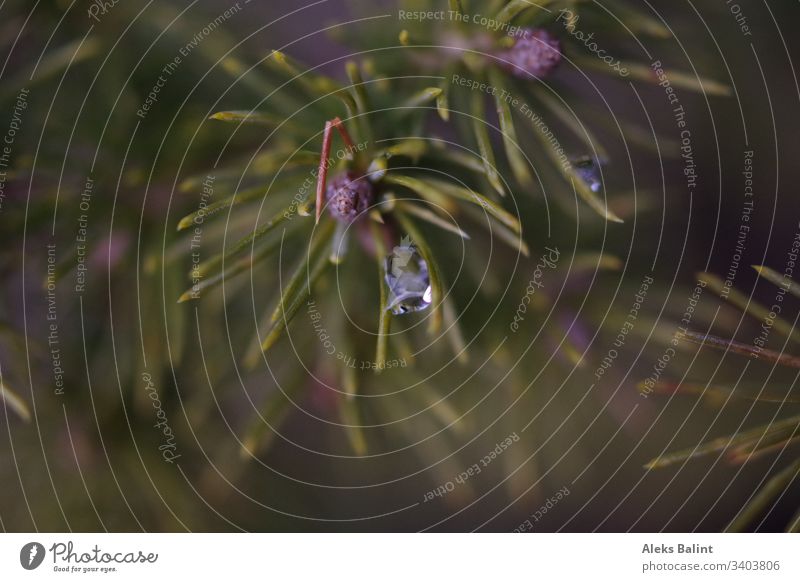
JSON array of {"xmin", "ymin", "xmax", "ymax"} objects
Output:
[{"xmin": 0, "ymin": 0, "xmax": 799, "ymax": 532}]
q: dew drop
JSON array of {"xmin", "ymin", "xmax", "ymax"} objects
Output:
[
  {"xmin": 384, "ymin": 239, "xmax": 432, "ymax": 315},
  {"xmin": 574, "ymin": 156, "xmax": 605, "ymax": 193}
]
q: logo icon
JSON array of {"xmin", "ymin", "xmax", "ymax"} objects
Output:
[{"xmin": 20, "ymin": 542, "xmax": 45, "ymax": 570}]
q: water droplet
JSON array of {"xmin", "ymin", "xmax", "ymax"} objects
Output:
[
  {"xmin": 574, "ymin": 156, "xmax": 604, "ymax": 193},
  {"xmin": 384, "ymin": 240, "xmax": 432, "ymax": 315}
]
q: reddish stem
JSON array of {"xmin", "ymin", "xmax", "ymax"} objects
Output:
[
  {"xmin": 315, "ymin": 120, "xmax": 334, "ymax": 224},
  {"xmin": 315, "ymin": 117, "xmax": 358, "ymax": 224},
  {"xmin": 331, "ymin": 116, "xmax": 356, "ymax": 151}
]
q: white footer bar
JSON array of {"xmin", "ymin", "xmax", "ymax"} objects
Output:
[{"xmin": 1, "ymin": 533, "xmax": 796, "ymax": 580}]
